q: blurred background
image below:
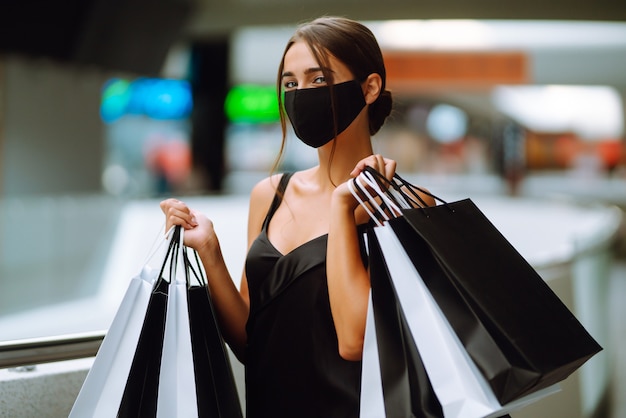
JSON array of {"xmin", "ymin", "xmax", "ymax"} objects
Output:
[{"xmin": 0, "ymin": 0, "xmax": 625, "ymax": 417}]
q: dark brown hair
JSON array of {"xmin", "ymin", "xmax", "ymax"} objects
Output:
[{"xmin": 272, "ymin": 16, "xmax": 393, "ymax": 172}]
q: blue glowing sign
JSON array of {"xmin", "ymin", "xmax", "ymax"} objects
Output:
[{"xmin": 100, "ymin": 77, "xmax": 193, "ymax": 123}]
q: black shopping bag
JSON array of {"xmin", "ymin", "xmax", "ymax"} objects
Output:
[
  {"xmin": 386, "ymin": 171, "xmax": 603, "ymax": 404},
  {"xmin": 364, "ymin": 227, "xmax": 444, "ymax": 418},
  {"xmin": 186, "ymin": 251, "xmax": 243, "ymax": 417},
  {"xmin": 118, "ymin": 277, "xmax": 169, "ymax": 416},
  {"xmin": 117, "ymin": 226, "xmax": 181, "ymax": 417}
]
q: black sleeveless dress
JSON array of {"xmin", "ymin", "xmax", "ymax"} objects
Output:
[{"xmin": 244, "ymin": 173, "xmax": 364, "ymax": 417}]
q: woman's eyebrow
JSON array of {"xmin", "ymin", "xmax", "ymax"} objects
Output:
[{"xmin": 281, "ymin": 67, "xmax": 333, "ymax": 78}]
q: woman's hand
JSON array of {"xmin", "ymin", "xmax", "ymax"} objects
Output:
[
  {"xmin": 160, "ymin": 198, "xmax": 218, "ymax": 253},
  {"xmin": 333, "ymin": 154, "xmax": 397, "ymax": 209},
  {"xmin": 349, "ymin": 154, "xmax": 396, "ymax": 181},
  {"xmin": 160, "ymin": 198, "xmax": 197, "ymax": 230}
]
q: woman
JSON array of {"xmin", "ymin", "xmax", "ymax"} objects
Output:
[{"xmin": 161, "ymin": 16, "xmax": 434, "ymax": 417}]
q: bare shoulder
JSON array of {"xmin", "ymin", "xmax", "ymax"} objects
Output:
[
  {"xmin": 249, "ymin": 173, "xmax": 284, "ymax": 210},
  {"xmin": 246, "ymin": 173, "xmax": 289, "ymax": 234}
]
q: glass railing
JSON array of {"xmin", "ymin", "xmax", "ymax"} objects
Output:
[
  {"xmin": 0, "ymin": 194, "xmax": 124, "ymax": 368},
  {"xmin": 0, "ymin": 192, "xmax": 251, "ymax": 369}
]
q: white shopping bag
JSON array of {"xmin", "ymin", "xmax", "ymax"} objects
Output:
[
  {"xmin": 359, "ymin": 292, "xmax": 386, "ymax": 418},
  {"xmin": 156, "ymin": 228, "xmax": 199, "ymax": 418},
  {"xmin": 69, "ymin": 264, "xmax": 163, "ymax": 417}
]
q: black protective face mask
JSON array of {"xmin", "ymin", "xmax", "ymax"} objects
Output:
[{"xmin": 284, "ymin": 80, "xmax": 366, "ymax": 148}]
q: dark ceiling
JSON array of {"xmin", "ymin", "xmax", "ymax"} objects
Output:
[
  {"xmin": 1, "ymin": 0, "xmax": 625, "ymax": 75},
  {"xmin": 184, "ymin": 0, "xmax": 626, "ymax": 36}
]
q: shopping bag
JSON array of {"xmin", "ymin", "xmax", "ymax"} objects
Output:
[
  {"xmin": 368, "ymin": 224, "xmax": 559, "ymax": 418},
  {"xmin": 120, "ymin": 226, "xmax": 243, "ymax": 418},
  {"xmin": 359, "ymin": 292, "xmax": 385, "ymax": 418},
  {"xmin": 359, "ymin": 167, "xmax": 603, "ymax": 404},
  {"xmin": 70, "ymin": 226, "xmax": 243, "ymax": 417},
  {"xmin": 118, "ymin": 228, "xmax": 178, "ymax": 417},
  {"xmin": 117, "ymin": 277, "xmax": 169, "ymax": 416},
  {"xmin": 69, "ymin": 228, "xmax": 173, "ymax": 418},
  {"xmin": 186, "ymin": 251, "xmax": 243, "ymax": 417},
  {"xmin": 395, "ymin": 193, "xmax": 602, "ymax": 402},
  {"xmin": 360, "ymin": 229, "xmax": 444, "ymax": 418},
  {"xmin": 156, "ymin": 239, "xmax": 198, "ymax": 417}
]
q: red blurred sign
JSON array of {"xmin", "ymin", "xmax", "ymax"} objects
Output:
[{"xmin": 383, "ymin": 51, "xmax": 529, "ymax": 89}]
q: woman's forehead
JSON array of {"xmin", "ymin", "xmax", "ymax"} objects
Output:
[
  {"xmin": 283, "ymin": 41, "xmax": 350, "ymax": 76},
  {"xmin": 284, "ymin": 41, "xmax": 319, "ymax": 67}
]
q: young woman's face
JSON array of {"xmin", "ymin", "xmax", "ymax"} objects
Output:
[{"xmin": 281, "ymin": 41, "xmax": 355, "ymax": 92}]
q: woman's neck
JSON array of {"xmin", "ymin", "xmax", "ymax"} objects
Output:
[{"xmin": 315, "ymin": 134, "xmax": 374, "ymax": 188}]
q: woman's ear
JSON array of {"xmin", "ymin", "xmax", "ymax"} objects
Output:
[{"xmin": 363, "ymin": 73, "xmax": 383, "ymax": 105}]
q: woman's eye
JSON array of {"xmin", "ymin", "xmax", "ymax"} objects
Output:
[
  {"xmin": 284, "ymin": 80, "xmax": 297, "ymax": 89},
  {"xmin": 313, "ymin": 76, "xmax": 326, "ymax": 85}
]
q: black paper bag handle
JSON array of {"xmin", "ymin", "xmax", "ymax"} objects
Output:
[
  {"xmin": 361, "ymin": 166, "xmax": 456, "ymax": 218},
  {"xmin": 361, "ymin": 166, "xmax": 429, "ymax": 208}
]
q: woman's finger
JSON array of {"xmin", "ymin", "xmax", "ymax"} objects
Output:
[
  {"xmin": 160, "ymin": 199, "xmax": 198, "ymax": 229},
  {"xmin": 381, "ymin": 157, "xmax": 396, "ymax": 180},
  {"xmin": 350, "ymin": 154, "xmax": 385, "ymax": 177}
]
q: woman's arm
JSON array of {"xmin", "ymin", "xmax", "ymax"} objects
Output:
[
  {"xmin": 160, "ymin": 180, "xmax": 275, "ymax": 362},
  {"xmin": 326, "ymin": 155, "xmax": 397, "ymax": 361},
  {"xmin": 192, "ymin": 217, "xmax": 249, "ymax": 361},
  {"xmin": 327, "ymin": 194, "xmax": 370, "ymax": 361}
]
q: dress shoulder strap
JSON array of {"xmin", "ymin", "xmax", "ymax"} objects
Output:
[{"xmin": 262, "ymin": 172, "xmax": 294, "ymax": 229}]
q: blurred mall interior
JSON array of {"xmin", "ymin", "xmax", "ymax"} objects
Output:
[{"xmin": 1, "ymin": 0, "xmax": 626, "ymax": 417}]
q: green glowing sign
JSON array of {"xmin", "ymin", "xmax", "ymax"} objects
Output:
[{"xmin": 225, "ymin": 84, "xmax": 279, "ymax": 123}]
